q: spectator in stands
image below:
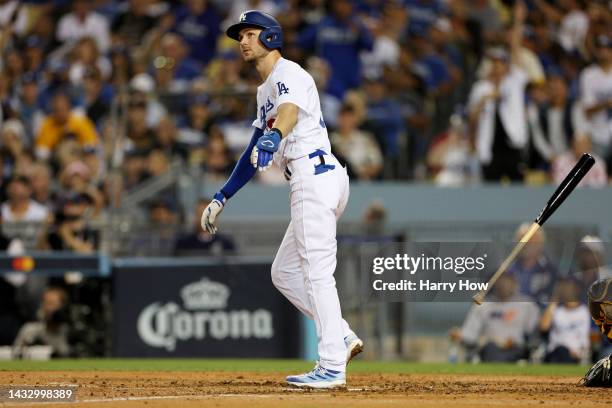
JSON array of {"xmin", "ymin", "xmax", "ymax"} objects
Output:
[
  {"xmin": 43, "ymin": 192, "xmax": 97, "ymax": 253},
  {"xmin": 122, "ymin": 150, "xmax": 148, "ymax": 191},
  {"xmin": 174, "ymin": 198, "xmax": 235, "ymax": 256},
  {"xmin": 0, "ymin": 119, "xmax": 26, "ymax": 179},
  {"xmin": 172, "ymin": 0, "xmax": 221, "ymax": 67},
  {"xmin": 153, "ymin": 33, "xmax": 202, "ymax": 93},
  {"xmin": 298, "ymin": 0, "xmax": 373, "ymax": 98},
  {"xmin": 526, "ymin": 74, "xmax": 574, "ymax": 171},
  {"xmin": 467, "ymin": 2, "xmax": 530, "ymax": 182},
  {"xmin": 202, "ymin": 130, "xmax": 235, "ymax": 182},
  {"xmin": 551, "ymin": 133, "xmax": 607, "ymax": 187},
  {"xmin": 177, "ymin": 94, "xmax": 212, "ymax": 146},
  {"xmin": 35, "ymin": 92, "xmax": 99, "ymax": 161},
  {"xmin": 82, "ymin": 66, "xmax": 111, "ymax": 128},
  {"xmin": 13, "ymin": 286, "xmax": 71, "ymax": 358},
  {"xmin": 1, "ymin": 176, "xmax": 48, "ymax": 223},
  {"xmin": 330, "ymin": 104, "xmax": 382, "ymax": 180},
  {"xmin": 68, "ymin": 37, "xmax": 111, "ymax": 87},
  {"xmin": 575, "ymin": 236, "xmax": 612, "ymax": 300},
  {"xmin": 155, "ymin": 116, "xmax": 188, "ymax": 162},
  {"xmin": 507, "ymin": 223, "xmax": 558, "ymax": 304},
  {"xmin": 450, "ymin": 274, "xmax": 540, "ymax": 362},
  {"xmin": 28, "ymin": 162, "xmax": 53, "ymax": 207},
  {"xmin": 129, "ymin": 73, "xmax": 168, "ymax": 128},
  {"xmin": 539, "ymin": 278, "xmax": 591, "ymax": 363},
  {"xmin": 111, "ymin": 0, "xmax": 157, "ymax": 49},
  {"xmin": 10, "ymin": 72, "xmax": 44, "ymax": 147},
  {"xmin": 56, "ymin": 0, "xmax": 110, "ymax": 53},
  {"xmin": 125, "ymin": 95, "xmax": 156, "ymax": 154},
  {"xmin": 578, "ymin": 34, "xmax": 612, "ymax": 159},
  {"xmin": 362, "ymin": 75, "xmax": 404, "ymax": 161}
]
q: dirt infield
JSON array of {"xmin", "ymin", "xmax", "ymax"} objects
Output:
[{"xmin": 0, "ymin": 370, "xmax": 607, "ymax": 408}]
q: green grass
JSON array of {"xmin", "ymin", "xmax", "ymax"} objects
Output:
[{"xmin": 0, "ymin": 359, "xmax": 587, "ymax": 376}]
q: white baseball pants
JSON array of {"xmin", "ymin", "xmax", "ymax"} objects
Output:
[{"xmin": 271, "ymin": 152, "xmax": 353, "ymax": 372}]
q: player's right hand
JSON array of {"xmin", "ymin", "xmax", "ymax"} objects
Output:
[{"xmin": 201, "ymin": 193, "xmax": 226, "ymax": 234}]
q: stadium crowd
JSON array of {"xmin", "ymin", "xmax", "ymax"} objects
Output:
[{"xmin": 0, "ymin": 0, "xmax": 609, "ymax": 252}]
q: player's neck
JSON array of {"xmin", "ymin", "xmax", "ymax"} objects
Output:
[{"xmin": 256, "ymin": 51, "xmax": 282, "ymax": 81}]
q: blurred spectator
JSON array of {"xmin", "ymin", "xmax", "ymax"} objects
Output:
[
  {"xmin": 362, "ymin": 76, "xmax": 404, "ymax": 160},
  {"xmin": 35, "ymin": 92, "xmax": 99, "ymax": 161},
  {"xmin": 575, "ymin": 236, "xmax": 612, "ymax": 300},
  {"xmin": 155, "ymin": 116, "xmax": 188, "ymax": 161},
  {"xmin": 56, "ymin": 0, "xmax": 110, "ymax": 53},
  {"xmin": 43, "ymin": 192, "xmax": 97, "ymax": 253},
  {"xmin": 174, "ymin": 198, "xmax": 235, "ymax": 256},
  {"xmin": 202, "ymin": 130, "xmax": 235, "ymax": 182},
  {"xmin": 111, "ymin": 0, "xmax": 157, "ymax": 49},
  {"xmin": 1, "ymin": 176, "xmax": 48, "ymax": 222},
  {"xmin": 330, "ymin": 104, "xmax": 382, "ymax": 180},
  {"xmin": 450, "ymin": 274, "xmax": 540, "ymax": 362},
  {"xmin": 122, "ymin": 151, "xmax": 148, "ymax": 191},
  {"xmin": 468, "ymin": 47, "xmax": 529, "ymax": 181},
  {"xmin": 539, "ymin": 278, "xmax": 590, "ymax": 363},
  {"xmin": 526, "ymin": 74, "xmax": 574, "ymax": 171},
  {"xmin": 306, "ymin": 57, "xmax": 341, "ymax": 130},
  {"xmin": 172, "ymin": 0, "xmax": 221, "ymax": 67},
  {"xmin": 13, "ymin": 286, "xmax": 71, "ymax": 358},
  {"xmin": 298, "ymin": 0, "xmax": 373, "ymax": 98},
  {"xmin": 129, "ymin": 74, "xmax": 168, "ymax": 127},
  {"xmin": 507, "ymin": 223, "xmax": 558, "ymax": 304},
  {"xmin": 427, "ymin": 112, "xmax": 479, "ymax": 186},
  {"xmin": 68, "ymin": 37, "xmax": 111, "ymax": 87},
  {"xmin": 152, "ymin": 33, "xmax": 202, "ymax": 94},
  {"xmin": 177, "ymin": 94, "xmax": 212, "ymax": 146},
  {"xmin": 29, "ymin": 162, "xmax": 53, "ymax": 207},
  {"xmin": 551, "ymin": 133, "xmax": 607, "ymax": 187},
  {"xmin": 125, "ymin": 95, "xmax": 156, "ymax": 153},
  {"xmin": 10, "ymin": 73, "xmax": 44, "ymax": 146},
  {"xmin": 0, "ymin": 119, "xmax": 26, "ymax": 178},
  {"xmin": 82, "ymin": 66, "xmax": 111, "ymax": 127},
  {"xmin": 468, "ymin": 2, "xmax": 530, "ymax": 182},
  {"xmin": 404, "ymin": 0, "xmax": 447, "ymax": 38},
  {"xmin": 578, "ymin": 34, "xmax": 612, "ymax": 159}
]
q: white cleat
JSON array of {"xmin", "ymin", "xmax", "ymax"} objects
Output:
[
  {"xmin": 345, "ymin": 333, "xmax": 364, "ymax": 364},
  {"xmin": 286, "ymin": 363, "xmax": 346, "ymax": 389}
]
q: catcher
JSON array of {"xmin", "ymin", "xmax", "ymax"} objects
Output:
[{"xmin": 582, "ymin": 278, "xmax": 612, "ymax": 387}]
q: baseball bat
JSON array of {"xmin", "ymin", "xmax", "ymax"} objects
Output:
[{"xmin": 472, "ymin": 153, "xmax": 595, "ymax": 305}]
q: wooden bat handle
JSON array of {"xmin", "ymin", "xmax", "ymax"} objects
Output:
[{"xmin": 472, "ymin": 223, "xmax": 540, "ymax": 305}]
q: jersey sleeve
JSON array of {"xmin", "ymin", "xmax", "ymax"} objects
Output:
[{"xmin": 272, "ymin": 68, "xmax": 311, "ymax": 113}]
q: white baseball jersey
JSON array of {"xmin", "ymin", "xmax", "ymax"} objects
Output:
[
  {"xmin": 547, "ymin": 304, "xmax": 591, "ymax": 357},
  {"xmin": 251, "ymin": 57, "xmax": 331, "ymax": 168}
]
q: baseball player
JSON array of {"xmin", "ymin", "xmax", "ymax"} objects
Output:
[{"xmin": 201, "ymin": 11, "xmax": 363, "ymax": 388}]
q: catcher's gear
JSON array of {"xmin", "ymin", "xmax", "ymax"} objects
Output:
[
  {"xmin": 201, "ymin": 192, "xmax": 226, "ymax": 234},
  {"xmin": 251, "ymin": 128, "xmax": 281, "ymax": 172},
  {"xmin": 588, "ymin": 278, "xmax": 612, "ymax": 342},
  {"xmin": 581, "ymin": 354, "xmax": 612, "ymax": 387},
  {"xmin": 226, "ymin": 10, "xmax": 283, "ymax": 50}
]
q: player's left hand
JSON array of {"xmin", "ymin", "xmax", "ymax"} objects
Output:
[{"xmin": 251, "ymin": 129, "xmax": 281, "ymax": 172}]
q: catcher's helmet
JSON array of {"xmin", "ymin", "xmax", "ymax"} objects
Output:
[{"xmin": 226, "ymin": 10, "xmax": 283, "ymax": 50}]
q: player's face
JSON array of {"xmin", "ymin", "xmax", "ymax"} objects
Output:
[{"xmin": 238, "ymin": 28, "xmax": 268, "ymax": 62}]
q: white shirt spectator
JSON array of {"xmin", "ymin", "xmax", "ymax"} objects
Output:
[
  {"xmin": 57, "ymin": 11, "xmax": 110, "ymax": 52},
  {"xmin": 361, "ymin": 35, "xmax": 400, "ymax": 80},
  {"xmin": 579, "ymin": 65, "xmax": 612, "ymax": 148},
  {"xmin": 1, "ymin": 200, "xmax": 48, "ymax": 222},
  {"xmin": 547, "ymin": 304, "xmax": 590, "ymax": 359},
  {"xmin": 468, "ymin": 66, "xmax": 529, "ymax": 164},
  {"xmin": 558, "ymin": 10, "xmax": 589, "ymax": 54},
  {"xmin": 331, "ymin": 129, "xmax": 383, "ymax": 179}
]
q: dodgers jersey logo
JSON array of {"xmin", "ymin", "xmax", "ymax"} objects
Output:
[{"xmin": 259, "ymin": 98, "xmax": 275, "ymax": 127}]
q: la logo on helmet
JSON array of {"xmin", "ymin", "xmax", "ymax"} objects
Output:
[{"xmin": 240, "ymin": 13, "xmax": 247, "ymax": 22}]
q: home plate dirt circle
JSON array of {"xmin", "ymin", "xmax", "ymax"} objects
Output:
[{"xmin": 0, "ymin": 371, "xmax": 608, "ymax": 408}]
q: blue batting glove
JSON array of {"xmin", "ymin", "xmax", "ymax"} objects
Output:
[{"xmin": 252, "ymin": 128, "xmax": 282, "ymax": 171}]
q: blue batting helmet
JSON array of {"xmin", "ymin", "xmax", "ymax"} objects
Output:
[{"xmin": 226, "ymin": 10, "xmax": 283, "ymax": 50}]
